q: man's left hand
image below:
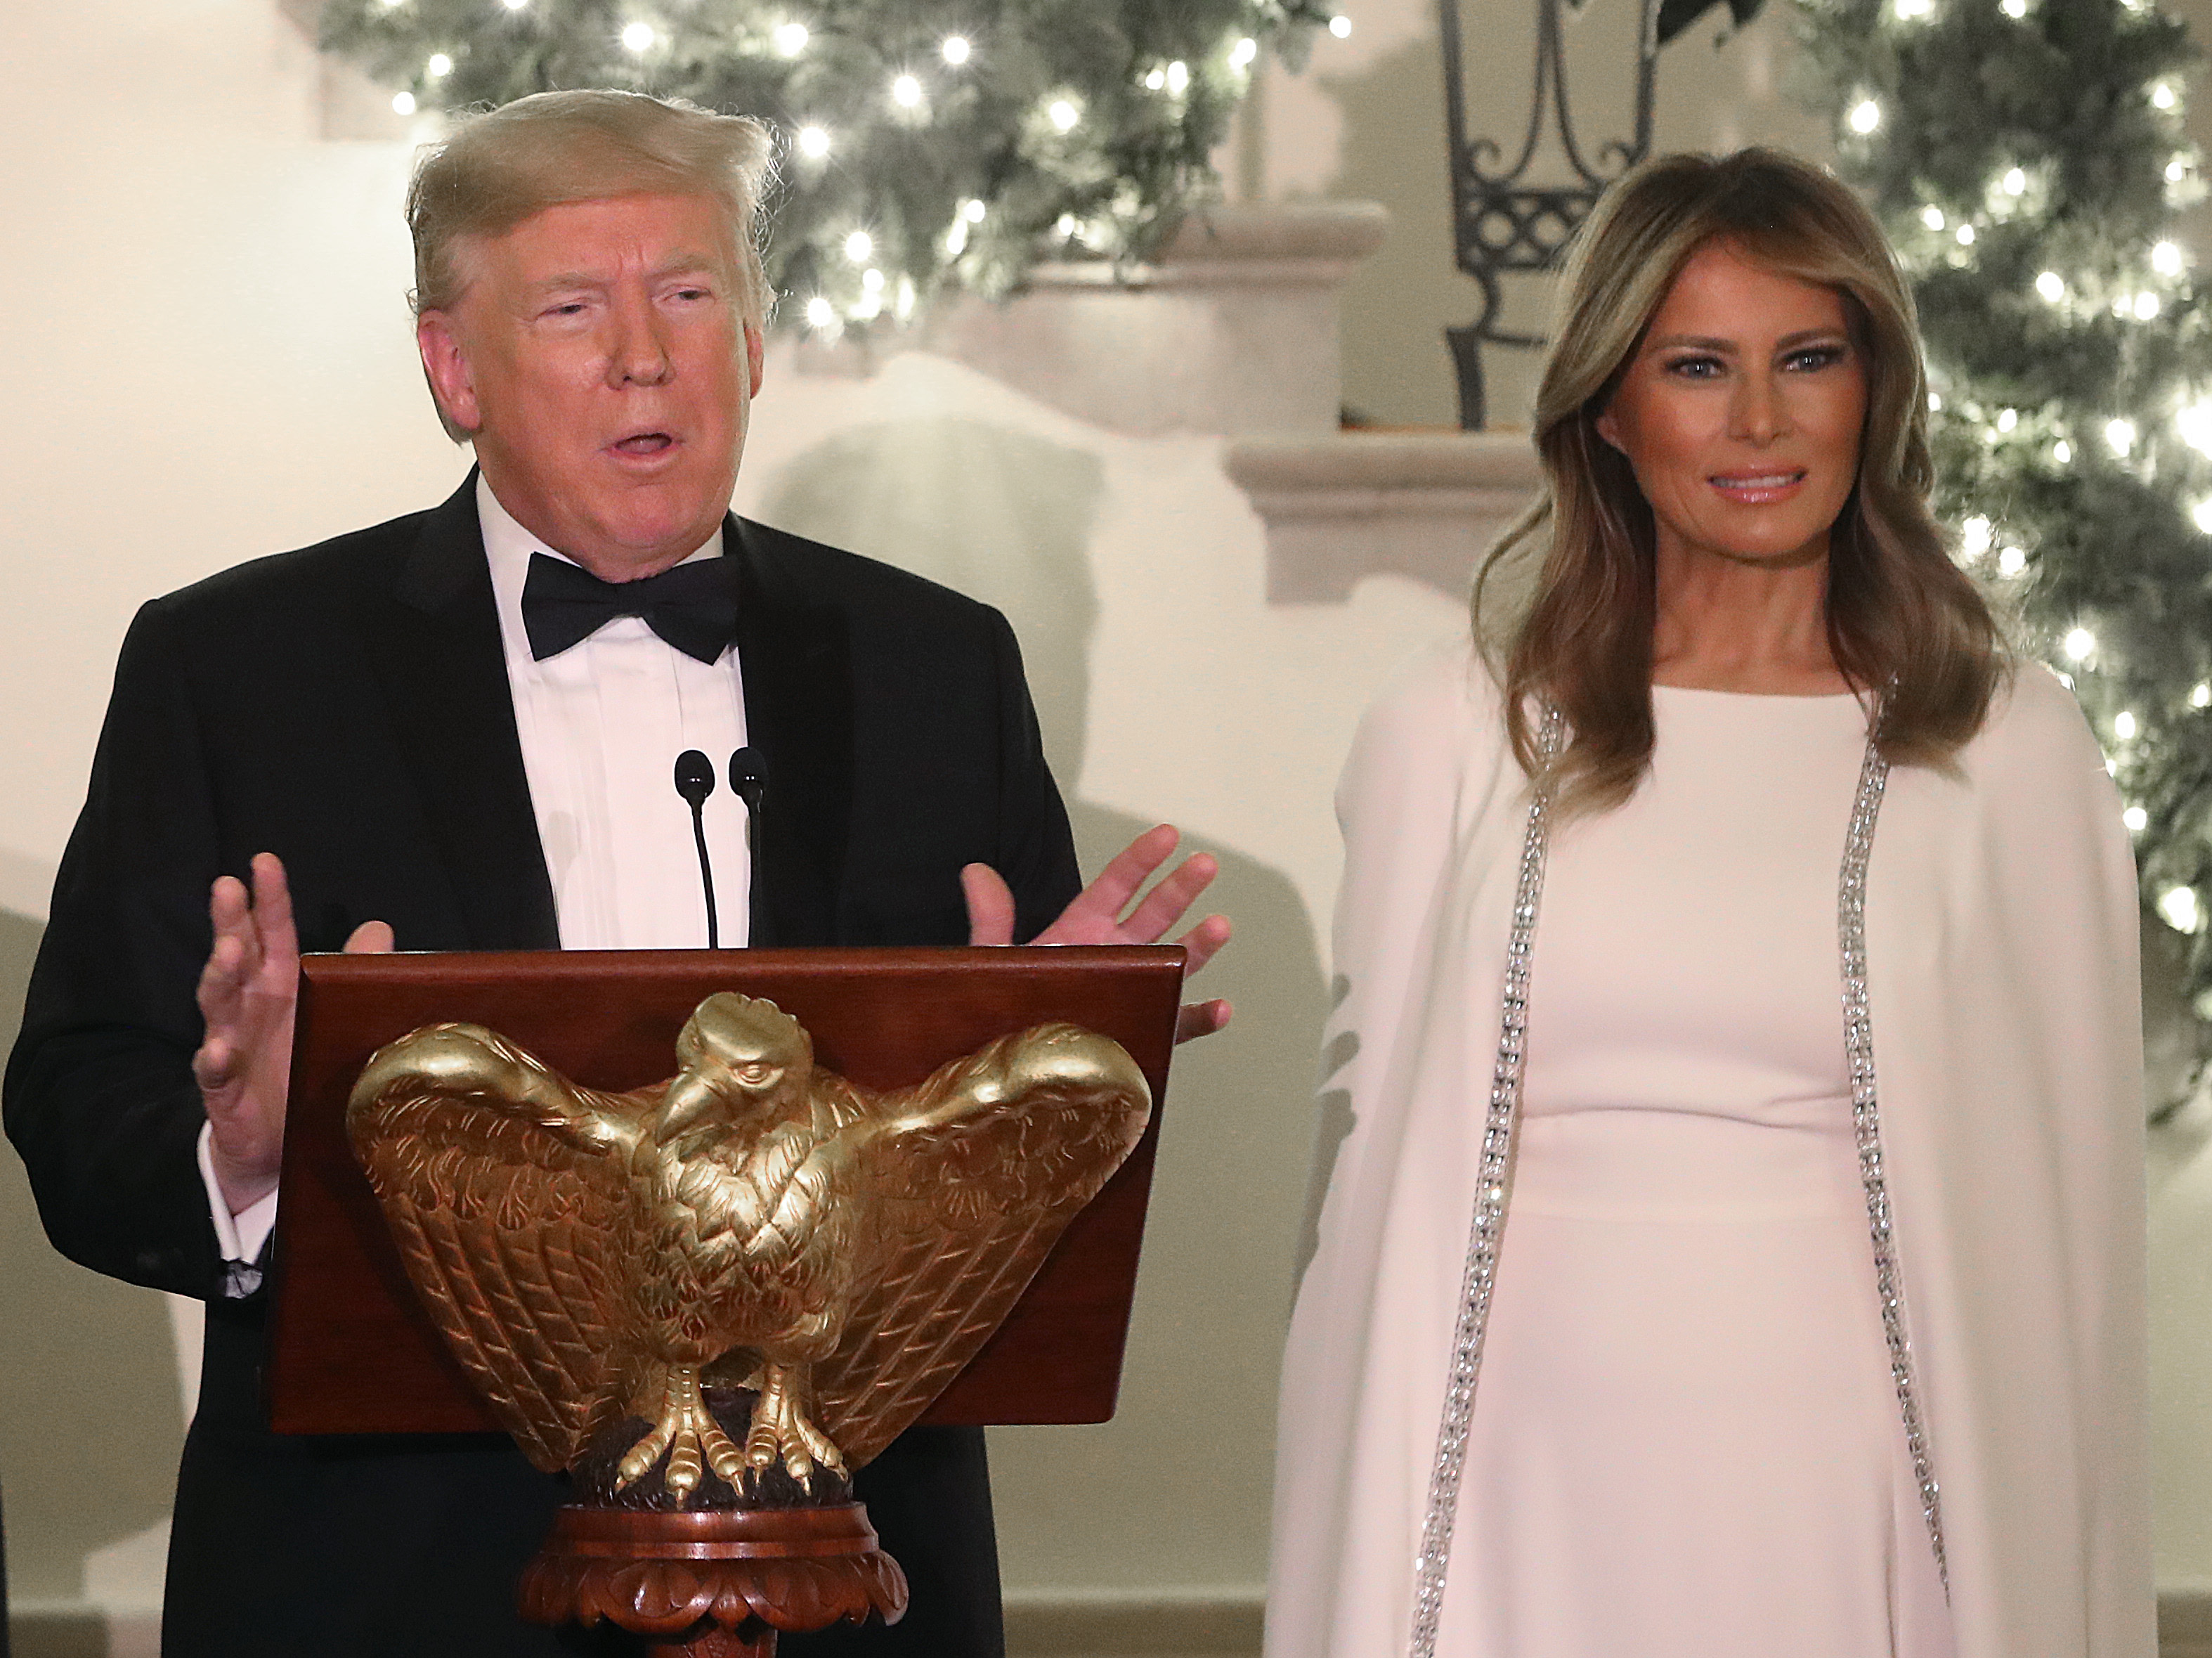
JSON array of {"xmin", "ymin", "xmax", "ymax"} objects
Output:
[{"xmin": 963, "ymin": 824, "xmax": 1232, "ymax": 1044}]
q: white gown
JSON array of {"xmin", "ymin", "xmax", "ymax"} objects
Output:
[
  {"xmin": 1440, "ymin": 687, "xmax": 1951, "ymax": 1654},
  {"xmin": 1266, "ymin": 649, "xmax": 2151, "ymax": 1658}
]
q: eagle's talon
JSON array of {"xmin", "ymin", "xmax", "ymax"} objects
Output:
[
  {"xmin": 665, "ymin": 1442, "xmax": 703, "ymax": 1501},
  {"xmin": 734, "ymin": 1359, "xmax": 845, "ymax": 1486},
  {"xmin": 618, "ymin": 1418, "xmax": 675, "ymax": 1485},
  {"xmin": 616, "ymin": 1366, "xmax": 752, "ymax": 1498},
  {"xmin": 796, "ymin": 1413, "xmax": 844, "ymax": 1472},
  {"xmin": 743, "ymin": 1420, "xmax": 781, "ymax": 1470},
  {"xmin": 705, "ymin": 1436, "xmax": 750, "ymax": 1485}
]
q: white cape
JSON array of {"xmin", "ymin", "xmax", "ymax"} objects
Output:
[{"xmin": 1266, "ymin": 646, "xmax": 2152, "ymax": 1658}]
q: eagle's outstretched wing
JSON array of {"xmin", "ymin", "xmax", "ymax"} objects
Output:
[
  {"xmin": 810, "ymin": 1024, "xmax": 1152, "ymax": 1468},
  {"xmin": 346, "ymin": 1023, "xmax": 642, "ymax": 1473}
]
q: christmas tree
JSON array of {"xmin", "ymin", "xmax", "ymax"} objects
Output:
[
  {"xmin": 318, "ymin": 0, "xmax": 1336, "ymax": 332},
  {"xmin": 1785, "ymin": 0, "xmax": 2212, "ymax": 1089}
]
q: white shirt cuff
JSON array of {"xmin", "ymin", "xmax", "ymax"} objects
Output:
[{"xmin": 197, "ymin": 1120, "xmax": 278, "ymax": 1294}]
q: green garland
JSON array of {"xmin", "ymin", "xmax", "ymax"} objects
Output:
[
  {"xmin": 1791, "ymin": 0, "xmax": 2212, "ymax": 1084},
  {"xmin": 318, "ymin": 0, "xmax": 1334, "ymax": 328}
]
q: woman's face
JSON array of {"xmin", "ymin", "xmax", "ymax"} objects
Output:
[{"xmin": 1596, "ymin": 240, "xmax": 1868, "ymax": 573}]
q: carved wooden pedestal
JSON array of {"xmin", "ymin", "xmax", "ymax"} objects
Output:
[{"xmin": 517, "ymin": 1504, "xmax": 908, "ymax": 1657}]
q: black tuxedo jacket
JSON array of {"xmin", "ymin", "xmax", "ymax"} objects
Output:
[{"xmin": 4, "ymin": 478, "xmax": 1080, "ymax": 1657}]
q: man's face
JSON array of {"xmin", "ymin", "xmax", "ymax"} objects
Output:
[{"xmin": 417, "ymin": 192, "xmax": 766, "ymax": 581}]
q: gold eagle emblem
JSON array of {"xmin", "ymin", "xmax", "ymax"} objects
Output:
[{"xmin": 345, "ymin": 992, "xmax": 1151, "ymax": 1503}]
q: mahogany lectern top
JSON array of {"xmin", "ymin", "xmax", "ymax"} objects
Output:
[{"xmin": 266, "ymin": 944, "xmax": 1183, "ymax": 1437}]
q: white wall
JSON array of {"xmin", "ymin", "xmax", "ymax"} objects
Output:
[{"xmin": 0, "ymin": 3, "xmax": 469, "ymax": 917}]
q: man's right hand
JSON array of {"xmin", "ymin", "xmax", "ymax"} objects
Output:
[{"xmin": 193, "ymin": 852, "xmax": 392, "ymax": 1215}]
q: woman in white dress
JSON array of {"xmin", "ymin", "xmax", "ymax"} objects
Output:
[{"xmin": 1268, "ymin": 150, "xmax": 2150, "ymax": 1658}]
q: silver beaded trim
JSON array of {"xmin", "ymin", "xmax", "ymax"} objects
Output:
[
  {"xmin": 1407, "ymin": 706, "xmax": 1562, "ymax": 1658},
  {"xmin": 1838, "ymin": 740, "xmax": 1949, "ymax": 1592},
  {"xmin": 1405, "ymin": 713, "xmax": 1945, "ymax": 1657}
]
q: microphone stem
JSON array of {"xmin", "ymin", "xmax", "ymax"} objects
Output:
[{"xmin": 689, "ymin": 800, "xmax": 720, "ymax": 950}]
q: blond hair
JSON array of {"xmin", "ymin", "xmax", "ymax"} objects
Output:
[
  {"xmin": 407, "ymin": 91, "xmax": 774, "ymax": 439},
  {"xmin": 1475, "ymin": 147, "xmax": 2005, "ymax": 816}
]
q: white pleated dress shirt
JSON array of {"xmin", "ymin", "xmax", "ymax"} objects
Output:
[{"xmin": 207, "ymin": 475, "xmax": 753, "ymax": 1275}]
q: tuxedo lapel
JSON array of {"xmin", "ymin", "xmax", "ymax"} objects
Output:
[
  {"xmin": 730, "ymin": 517, "xmax": 853, "ymax": 947},
  {"xmin": 370, "ymin": 475, "xmax": 561, "ymax": 951}
]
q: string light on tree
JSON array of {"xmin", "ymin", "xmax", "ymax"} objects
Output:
[
  {"xmin": 941, "ymin": 36, "xmax": 970, "ymax": 65},
  {"xmin": 795, "ymin": 125, "xmax": 831, "ymax": 160},
  {"xmin": 1329, "ymin": 13, "xmax": 1353, "ymax": 35},
  {"xmin": 774, "ymin": 22, "xmax": 809, "ymax": 56},
  {"xmin": 2178, "ymin": 401, "xmax": 2212, "ymax": 453},
  {"xmin": 620, "ymin": 21, "xmax": 656, "ymax": 53},
  {"xmin": 1849, "ymin": 98, "xmax": 1882, "ymax": 134}
]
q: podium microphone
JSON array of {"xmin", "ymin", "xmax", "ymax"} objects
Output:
[
  {"xmin": 673, "ymin": 749, "xmax": 721, "ymax": 949},
  {"xmin": 729, "ymin": 748, "xmax": 767, "ymax": 855}
]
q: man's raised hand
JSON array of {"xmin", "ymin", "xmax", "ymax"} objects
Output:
[
  {"xmin": 962, "ymin": 824, "xmax": 1232, "ymax": 1044},
  {"xmin": 193, "ymin": 853, "xmax": 393, "ymax": 1214}
]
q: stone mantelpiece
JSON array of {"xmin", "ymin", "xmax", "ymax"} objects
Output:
[
  {"xmin": 924, "ymin": 203, "xmax": 1390, "ymax": 439},
  {"xmin": 1226, "ymin": 430, "xmax": 1541, "ymax": 604}
]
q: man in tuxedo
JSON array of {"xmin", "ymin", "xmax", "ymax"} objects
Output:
[{"xmin": 4, "ymin": 89, "xmax": 1225, "ymax": 1657}]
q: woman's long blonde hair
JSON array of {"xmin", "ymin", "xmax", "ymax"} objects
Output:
[{"xmin": 1475, "ymin": 147, "xmax": 2006, "ymax": 815}]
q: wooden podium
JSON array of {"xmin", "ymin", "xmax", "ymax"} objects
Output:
[{"xmin": 265, "ymin": 944, "xmax": 1184, "ymax": 1653}]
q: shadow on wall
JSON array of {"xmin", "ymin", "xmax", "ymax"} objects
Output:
[
  {"xmin": 0, "ymin": 909, "xmax": 186, "ymax": 1607},
  {"xmin": 760, "ymin": 420, "xmax": 1329, "ymax": 1575}
]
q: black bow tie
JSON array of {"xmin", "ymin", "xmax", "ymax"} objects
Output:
[{"xmin": 519, "ymin": 552, "xmax": 741, "ymax": 664}]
